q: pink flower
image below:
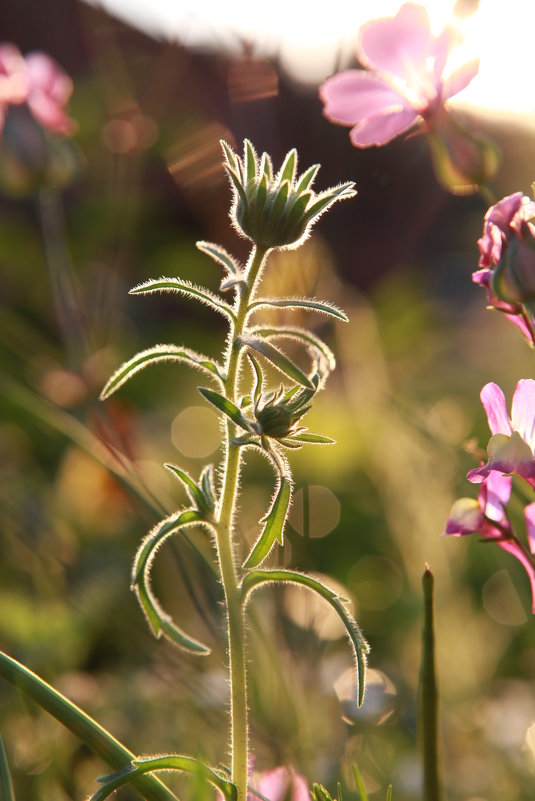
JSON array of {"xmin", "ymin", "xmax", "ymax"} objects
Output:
[
  {"xmin": 249, "ymin": 767, "xmax": 309, "ymax": 801},
  {"xmin": 468, "ymin": 381, "xmax": 535, "ymax": 485},
  {"xmin": 319, "ymin": 3, "xmax": 479, "ymax": 148},
  {"xmin": 477, "ymin": 192, "xmax": 535, "ymax": 271},
  {"xmin": 445, "ymin": 470, "xmax": 535, "ymax": 612},
  {"xmin": 0, "ymin": 43, "xmax": 74, "ymax": 137}
]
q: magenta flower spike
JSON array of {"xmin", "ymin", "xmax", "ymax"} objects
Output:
[
  {"xmin": 445, "ymin": 471, "xmax": 535, "ymax": 613},
  {"xmin": 468, "ymin": 381, "xmax": 535, "ymax": 485},
  {"xmin": 319, "ymin": 3, "xmax": 479, "ymax": 148}
]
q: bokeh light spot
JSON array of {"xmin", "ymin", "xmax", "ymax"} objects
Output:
[
  {"xmin": 482, "ymin": 570, "xmax": 527, "ymax": 626},
  {"xmin": 289, "ymin": 485, "xmax": 340, "ymax": 538},
  {"xmin": 172, "ymin": 405, "xmax": 220, "ymax": 458},
  {"xmin": 348, "ymin": 556, "xmax": 403, "ymax": 610}
]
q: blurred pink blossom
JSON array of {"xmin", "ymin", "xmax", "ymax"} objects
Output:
[
  {"xmin": 0, "ymin": 43, "xmax": 74, "ymax": 137},
  {"xmin": 467, "ymin": 381, "xmax": 535, "ymax": 486},
  {"xmin": 319, "ymin": 3, "xmax": 479, "ymax": 148},
  {"xmin": 445, "ymin": 470, "xmax": 535, "ymax": 612},
  {"xmin": 249, "ymin": 767, "xmax": 309, "ymax": 801}
]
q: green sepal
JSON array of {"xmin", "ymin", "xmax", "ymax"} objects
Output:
[
  {"xmin": 196, "ymin": 240, "xmax": 240, "ymax": 276},
  {"xmin": 164, "ymin": 464, "xmax": 211, "ymax": 514},
  {"xmin": 91, "ymin": 755, "xmax": 236, "ymax": 801},
  {"xmin": 0, "ymin": 736, "xmax": 15, "ymax": 801},
  {"xmin": 248, "ymin": 297, "xmax": 348, "ymax": 322},
  {"xmin": 241, "ymin": 570, "xmax": 369, "ymax": 706},
  {"xmin": 239, "ymin": 335, "xmax": 314, "ymax": 389},
  {"xmin": 244, "ymin": 476, "xmax": 292, "ymax": 568},
  {"xmin": 244, "ymin": 139, "xmax": 257, "ymax": 184},
  {"xmin": 311, "ymin": 784, "xmax": 334, "ymax": 801},
  {"xmin": 285, "ymin": 432, "xmax": 335, "ymax": 445},
  {"xmin": 129, "ymin": 278, "xmax": 236, "ymax": 322},
  {"xmin": 0, "ymin": 651, "xmax": 178, "ymax": 801},
  {"xmin": 295, "ymin": 163, "xmax": 320, "ymax": 193},
  {"xmin": 277, "ymin": 148, "xmax": 297, "ymax": 185},
  {"xmin": 302, "ymin": 183, "xmax": 356, "ymax": 225},
  {"xmin": 198, "ymin": 387, "xmax": 253, "ymax": 432},
  {"xmin": 100, "ymin": 344, "xmax": 223, "ymax": 400},
  {"xmin": 132, "ymin": 509, "xmax": 211, "ymax": 654},
  {"xmin": 269, "ymin": 180, "xmax": 290, "ymax": 224}
]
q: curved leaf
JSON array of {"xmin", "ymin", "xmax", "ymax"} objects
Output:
[
  {"xmin": 0, "ymin": 651, "xmax": 178, "ymax": 801},
  {"xmin": 92, "ymin": 755, "xmax": 236, "ymax": 801},
  {"xmin": 238, "ymin": 336, "xmax": 314, "ymax": 389},
  {"xmin": 198, "ymin": 387, "xmax": 253, "ymax": 432},
  {"xmin": 196, "ymin": 240, "xmax": 240, "ymax": 276},
  {"xmin": 241, "ymin": 570, "xmax": 369, "ymax": 706},
  {"xmin": 248, "ymin": 298, "xmax": 348, "ymax": 322},
  {"xmin": 249, "ymin": 326, "xmax": 336, "ymax": 372},
  {"xmin": 129, "ymin": 278, "xmax": 236, "ymax": 322},
  {"xmin": 164, "ymin": 464, "xmax": 210, "ymax": 514},
  {"xmin": 132, "ymin": 509, "xmax": 211, "ymax": 654},
  {"xmin": 244, "ymin": 476, "xmax": 292, "ymax": 568},
  {"xmin": 100, "ymin": 344, "xmax": 223, "ymax": 400}
]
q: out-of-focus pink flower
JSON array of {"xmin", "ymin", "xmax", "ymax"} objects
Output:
[
  {"xmin": 477, "ymin": 192, "xmax": 535, "ymax": 271},
  {"xmin": 467, "ymin": 381, "xmax": 535, "ymax": 485},
  {"xmin": 249, "ymin": 767, "xmax": 309, "ymax": 801},
  {"xmin": 445, "ymin": 470, "xmax": 535, "ymax": 612},
  {"xmin": 319, "ymin": 3, "xmax": 479, "ymax": 148},
  {"xmin": 0, "ymin": 43, "xmax": 74, "ymax": 137}
]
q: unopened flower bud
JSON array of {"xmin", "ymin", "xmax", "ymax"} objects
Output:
[{"xmin": 491, "ymin": 221, "xmax": 535, "ymax": 304}]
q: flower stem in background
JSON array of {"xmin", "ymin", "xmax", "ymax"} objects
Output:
[{"xmin": 419, "ymin": 566, "xmax": 442, "ymax": 801}]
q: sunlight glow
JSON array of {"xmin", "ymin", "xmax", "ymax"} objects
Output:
[{"xmin": 85, "ymin": 0, "xmax": 535, "ymax": 121}]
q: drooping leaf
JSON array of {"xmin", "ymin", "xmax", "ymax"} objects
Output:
[
  {"xmin": 241, "ymin": 570, "xmax": 369, "ymax": 706},
  {"xmin": 196, "ymin": 241, "xmax": 240, "ymax": 276},
  {"xmin": 198, "ymin": 387, "xmax": 252, "ymax": 432},
  {"xmin": 239, "ymin": 335, "xmax": 314, "ymax": 389},
  {"xmin": 0, "ymin": 736, "xmax": 15, "ymax": 801},
  {"xmin": 249, "ymin": 325, "xmax": 336, "ymax": 372},
  {"xmin": 248, "ymin": 297, "xmax": 348, "ymax": 322},
  {"xmin": 244, "ymin": 476, "xmax": 292, "ymax": 568},
  {"xmin": 91, "ymin": 755, "xmax": 236, "ymax": 801},
  {"xmin": 100, "ymin": 344, "xmax": 223, "ymax": 400},
  {"xmin": 0, "ymin": 651, "xmax": 179, "ymax": 801},
  {"xmin": 132, "ymin": 510, "xmax": 211, "ymax": 654},
  {"xmin": 129, "ymin": 278, "xmax": 235, "ymax": 322},
  {"xmin": 164, "ymin": 464, "xmax": 209, "ymax": 514}
]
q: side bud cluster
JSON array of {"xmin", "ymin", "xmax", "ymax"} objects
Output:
[{"xmin": 222, "ymin": 139, "xmax": 356, "ymax": 250}]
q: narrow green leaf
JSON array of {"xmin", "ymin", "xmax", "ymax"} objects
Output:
[
  {"xmin": 198, "ymin": 387, "xmax": 252, "ymax": 432},
  {"xmin": 352, "ymin": 764, "xmax": 369, "ymax": 801},
  {"xmin": 248, "ymin": 352, "xmax": 264, "ymax": 407},
  {"xmin": 100, "ymin": 344, "xmax": 223, "ymax": 400},
  {"xmin": 221, "ymin": 140, "xmax": 239, "ymax": 173},
  {"xmin": 132, "ymin": 509, "xmax": 211, "ymax": 654},
  {"xmin": 250, "ymin": 326, "xmax": 336, "ymax": 372},
  {"xmin": 0, "ymin": 651, "xmax": 179, "ymax": 801},
  {"xmin": 286, "ymin": 432, "xmax": 335, "ymax": 445},
  {"xmin": 241, "ymin": 570, "xmax": 369, "ymax": 706},
  {"xmin": 129, "ymin": 278, "xmax": 235, "ymax": 322},
  {"xmin": 196, "ymin": 240, "xmax": 240, "ymax": 276},
  {"xmin": 248, "ymin": 297, "xmax": 348, "ymax": 322},
  {"xmin": 239, "ymin": 335, "xmax": 314, "ymax": 389},
  {"xmin": 92, "ymin": 755, "xmax": 236, "ymax": 801},
  {"xmin": 0, "ymin": 736, "xmax": 16, "ymax": 801},
  {"xmin": 277, "ymin": 148, "xmax": 297, "ymax": 185},
  {"xmin": 164, "ymin": 464, "xmax": 208, "ymax": 513},
  {"xmin": 244, "ymin": 477, "xmax": 292, "ymax": 568},
  {"xmin": 386, "ymin": 786, "xmax": 392, "ymax": 801},
  {"xmin": 295, "ymin": 163, "xmax": 320, "ymax": 193},
  {"xmin": 200, "ymin": 464, "xmax": 216, "ymax": 511}
]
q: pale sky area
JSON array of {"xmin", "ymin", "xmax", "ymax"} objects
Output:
[{"xmin": 85, "ymin": 0, "xmax": 534, "ymax": 122}]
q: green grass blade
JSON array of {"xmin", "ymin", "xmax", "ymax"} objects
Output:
[
  {"xmin": 0, "ymin": 735, "xmax": 16, "ymax": 801},
  {"xmin": 0, "ymin": 651, "xmax": 179, "ymax": 801},
  {"xmin": 419, "ymin": 567, "xmax": 443, "ymax": 801},
  {"xmin": 352, "ymin": 764, "xmax": 369, "ymax": 801},
  {"xmin": 241, "ymin": 570, "xmax": 369, "ymax": 706}
]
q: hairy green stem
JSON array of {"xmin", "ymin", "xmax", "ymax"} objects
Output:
[{"xmin": 214, "ymin": 245, "xmax": 268, "ymax": 801}]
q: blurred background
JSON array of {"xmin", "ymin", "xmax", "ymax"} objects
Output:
[{"xmin": 2, "ymin": 0, "xmax": 535, "ymax": 799}]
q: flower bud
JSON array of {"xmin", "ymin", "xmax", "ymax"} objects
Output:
[
  {"xmin": 491, "ymin": 221, "xmax": 535, "ymax": 304},
  {"xmin": 222, "ymin": 139, "xmax": 356, "ymax": 250}
]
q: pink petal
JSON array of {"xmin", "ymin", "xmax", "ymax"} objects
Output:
[
  {"xmin": 481, "ymin": 471, "xmax": 512, "ymax": 521},
  {"xmin": 320, "ymin": 71, "xmax": 407, "ymax": 125},
  {"xmin": 255, "ymin": 768, "xmax": 288, "ymax": 801},
  {"xmin": 511, "ymin": 379, "xmax": 535, "ymax": 446},
  {"xmin": 497, "ymin": 540, "xmax": 535, "ymax": 614},
  {"xmin": 290, "ymin": 774, "xmax": 310, "ymax": 801},
  {"xmin": 442, "ymin": 58, "xmax": 480, "ymax": 101},
  {"xmin": 25, "ymin": 52, "xmax": 72, "ymax": 104},
  {"xmin": 433, "ymin": 28, "xmax": 456, "ymax": 83},
  {"xmin": 480, "ymin": 382, "xmax": 512, "ymax": 436},
  {"xmin": 445, "ymin": 497, "xmax": 484, "ymax": 535},
  {"xmin": 358, "ymin": 3, "xmax": 434, "ymax": 84},
  {"xmin": 524, "ymin": 502, "xmax": 535, "ymax": 554},
  {"xmin": 349, "ymin": 107, "xmax": 418, "ymax": 147}
]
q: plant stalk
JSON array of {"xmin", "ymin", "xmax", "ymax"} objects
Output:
[
  {"xmin": 214, "ymin": 245, "xmax": 268, "ymax": 801},
  {"xmin": 419, "ymin": 566, "xmax": 443, "ymax": 801}
]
